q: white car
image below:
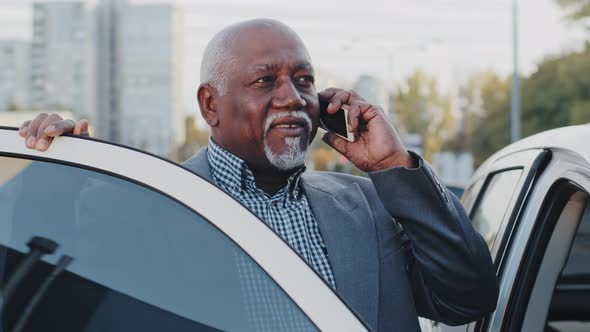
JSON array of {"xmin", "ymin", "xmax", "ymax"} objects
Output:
[
  {"xmin": 0, "ymin": 127, "xmax": 367, "ymax": 332},
  {"xmin": 420, "ymin": 124, "xmax": 590, "ymax": 332}
]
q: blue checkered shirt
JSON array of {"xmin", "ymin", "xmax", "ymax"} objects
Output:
[{"xmin": 207, "ymin": 139, "xmax": 336, "ymax": 289}]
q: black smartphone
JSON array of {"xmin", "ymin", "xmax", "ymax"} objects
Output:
[{"xmin": 319, "ymin": 100, "xmax": 357, "ymax": 142}]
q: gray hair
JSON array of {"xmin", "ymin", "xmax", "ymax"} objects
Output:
[{"xmin": 200, "ymin": 28, "xmax": 237, "ymax": 96}]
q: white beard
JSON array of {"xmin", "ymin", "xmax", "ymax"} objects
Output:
[
  {"xmin": 264, "ymin": 136, "xmax": 309, "ymax": 171},
  {"xmin": 263, "ymin": 111, "xmax": 312, "ymax": 171}
]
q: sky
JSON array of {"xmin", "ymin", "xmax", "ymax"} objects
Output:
[
  {"xmin": 0, "ymin": 0, "xmax": 587, "ymax": 113},
  {"xmin": 144, "ymin": 0, "xmax": 587, "ymax": 89}
]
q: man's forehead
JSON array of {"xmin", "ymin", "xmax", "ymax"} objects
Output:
[
  {"xmin": 227, "ymin": 22, "xmax": 312, "ymax": 63},
  {"xmin": 247, "ymin": 63, "xmax": 314, "ymax": 73}
]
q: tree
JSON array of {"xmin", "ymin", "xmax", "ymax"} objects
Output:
[
  {"xmin": 394, "ymin": 70, "xmax": 455, "ymax": 160},
  {"xmin": 446, "ymin": 69, "xmax": 512, "ymax": 166},
  {"xmin": 521, "ymin": 42, "xmax": 590, "ymax": 135},
  {"xmin": 571, "ymin": 100, "xmax": 590, "ymax": 123},
  {"xmin": 311, "ymin": 147, "xmax": 336, "ymax": 171},
  {"xmin": 7, "ymin": 102, "xmax": 20, "ymax": 112},
  {"xmin": 471, "ymin": 70, "xmax": 511, "ymax": 166},
  {"xmin": 451, "ymin": 42, "xmax": 590, "ymax": 167},
  {"xmin": 557, "ymin": 0, "xmax": 590, "ymax": 26},
  {"xmin": 177, "ymin": 115, "xmax": 210, "ymax": 162}
]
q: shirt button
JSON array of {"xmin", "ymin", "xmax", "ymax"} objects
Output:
[{"xmin": 271, "ymin": 201, "xmax": 277, "ymax": 207}]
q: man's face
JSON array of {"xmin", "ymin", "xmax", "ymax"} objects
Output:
[{"xmin": 212, "ymin": 26, "xmax": 320, "ymax": 172}]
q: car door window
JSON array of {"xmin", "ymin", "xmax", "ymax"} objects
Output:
[
  {"xmin": 546, "ymin": 199, "xmax": 590, "ymax": 332},
  {"xmin": 0, "ymin": 156, "xmax": 317, "ymax": 332},
  {"xmin": 470, "ymin": 169, "xmax": 523, "ymax": 249},
  {"xmin": 502, "ymin": 182, "xmax": 588, "ymax": 332},
  {"xmin": 461, "ymin": 176, "xmax": 485, "ymax": 213}
]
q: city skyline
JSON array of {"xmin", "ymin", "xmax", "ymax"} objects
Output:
[
  {"xmin": 1, "ymin": 1, "xmax": 586, "ymax": 84},
  {"xmin": 0, "ymin": 1, "xmax": 587, "ymax": 121},
  {"xmin": 0, "ymin": 0, "xmax": 586, "ymax": 178},
  {"xmin": 0, "ymin": 1, "xmax": 185, "ymax": 158},
  {"xmin": 29, "ymin": 2, "xmax": 95, "ymax": 119}
]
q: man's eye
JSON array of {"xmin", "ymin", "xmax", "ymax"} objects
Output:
[
  {"xmin": 254, "ymin": 76, "xmax": 274, "ymax": 84},
  {"xmin": 296, "ymin": 76, "xmax": 315, "ymax": 86}
]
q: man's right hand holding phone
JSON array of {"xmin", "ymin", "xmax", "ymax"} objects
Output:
[
  {"xmin": 318, "ymin": 88, "xmax": 415, "ymax": 172},
  {"xmin": 19, "ymin": 113, "xmax": 90, "ymax": 152}
]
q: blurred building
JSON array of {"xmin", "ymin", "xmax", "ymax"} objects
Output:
[
  {"xmin": 0, "ymin": 41, "xmax": 30, "ymax": 111},
  {"xmin": 96, "ymin": 1, "xmax": 185, "ymax": 159},
  {"xmin": 352, "ymin": 74, "xmax": 390, "ymax": 117},
  {"xmin": 432, "ymin": 151, "xmax": 474, "ymax": 188},
  {"xmin": 314, "ymin": 69, "xmax": 350, "ymax": 91},
  {"xmin": 29, "ymin": 2, "xmax": 95, "ymax": 120},
  {"xmin": 0, "ymin": 110, "xmax": 74, "ymax": 127},
  {"xmin": 95, "ymin": 0, "xmax": 120, "ymax": 143},
  {"xmin": 401, "ymin": 133, "xmax": 423, "ymax": 157}
]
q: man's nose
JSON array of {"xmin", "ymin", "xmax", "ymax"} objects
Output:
[{"xmin": 273, "ymin": 79, "xmax": 306, "ymax": 110}]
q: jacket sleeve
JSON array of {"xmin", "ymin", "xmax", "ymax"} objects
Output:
[{"xmin": 367, "ymin": 153, "xmax": 499, "ymax": 325}]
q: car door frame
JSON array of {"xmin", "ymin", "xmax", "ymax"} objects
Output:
[
  {"xmin": 422, "ymin": 148, "xmax": 550, "ymax": 332},
  {"xmin": 486, "ymin": 149, "xmax": 590, "ymax": 332},
  {"xmin": 443, "ymin": 148, "xmax": 548, "ymax": 332},
  {"xmin": 0, "ymin": 127, "xmax": 367, "ymax": 331}
]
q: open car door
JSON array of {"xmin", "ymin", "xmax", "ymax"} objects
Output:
[{"xmin": 0, "ymin": 127, "xmax": 366, "ymax": 332}]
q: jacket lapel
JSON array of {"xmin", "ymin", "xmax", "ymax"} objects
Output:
[{"xmin": 301, "ymin": 172, "xmax": 379, "ymax": 329}]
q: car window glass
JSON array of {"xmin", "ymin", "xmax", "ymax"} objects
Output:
[
  {"xmin": 461, "ymin": 176, "xmax": 486, "ymax": 213},
  {"xmin": 561, "ymin": 199, "xmax": 590, "ymax": 277},
  {"xmin": 546, "ymin": 198, "xmax": 590, "ymax": 331},
  {"xmin": 470, "ymin": 169, "xmax": 523, "ymax": 249},
  {"xmin": 0, "ymin": 156, "xmax": 317, "ymax": 332}
]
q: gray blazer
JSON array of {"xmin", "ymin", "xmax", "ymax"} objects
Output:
[{"xmin": 182, "ymin": 149, "xmax": 498, "ymax": 332}]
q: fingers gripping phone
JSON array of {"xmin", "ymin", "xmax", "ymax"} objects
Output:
[{"xmin": 319, "ymin": 100, "xmax": 357, "ymax": 142}]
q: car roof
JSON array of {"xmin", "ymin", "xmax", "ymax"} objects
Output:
[{"xmin": 474, "ymin": 124, "xmax": 590, "ymax": 179}]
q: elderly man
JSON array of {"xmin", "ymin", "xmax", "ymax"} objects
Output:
[{"xmin": 20, "ymin": 19, "xmax": 497, "ymax": 331}]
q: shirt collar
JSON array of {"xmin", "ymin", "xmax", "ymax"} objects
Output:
[{"xmin": 206, "ymin": 138, "xmax": 306, "ymax": 199}]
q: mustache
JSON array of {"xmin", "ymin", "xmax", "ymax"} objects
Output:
[{"xmin": 264, "ymin": 111, "xmax": 312, "ymax": 137}]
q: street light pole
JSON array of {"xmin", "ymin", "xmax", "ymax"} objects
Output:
[{"xmin": 511, "ymin": 0, "xmax": 521, "ymax": 142}]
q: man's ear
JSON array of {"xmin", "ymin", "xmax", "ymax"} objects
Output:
[{"xmin": 197, "ymin": 83, "xmax": 219, "ymax": 127}]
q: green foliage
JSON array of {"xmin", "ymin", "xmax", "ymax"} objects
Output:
[
  {"xmin": 571, "ymin": 100, "xmax": 590, "ymax": 124},
  {"xmin": 557, "ymin": 0, "xmax": 590, "ymax": 23},
  {"xmin": 7, "ymin": 103, "xmax": 20, "ymax": 112},
  {"xmin": 455, "ymin": 43, "xmax": 590, "ymax": 167},
  {"xmin": 521, "ymin": 42, "xmax": 590, "ymax": 136},
  {"xmin": 456, "ymin": 70, "xmax": 512, "ymax": 166},
  {"xmin": 394, "ymin": 70, "xmax": 455, "ymax": 160}
]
